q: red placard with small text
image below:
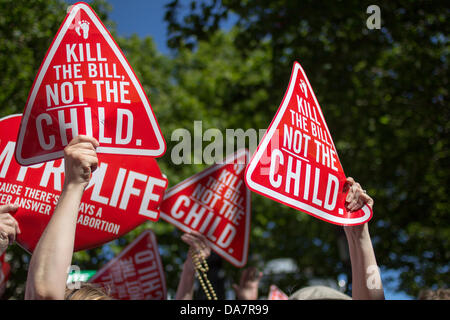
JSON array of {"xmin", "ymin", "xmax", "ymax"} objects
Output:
[
  {"xmin": 90, "ymin": 230, "xmax": 166, "ymax": 300},
  {"xmin": 160, "ymin": 150, "xmax": 251, "ymax": 267}
]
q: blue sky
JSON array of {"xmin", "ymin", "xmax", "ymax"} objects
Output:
[
  {"xmin": 66, "ymin": 0, "xmax": 172, "ymax": 53},
  {"xmin": 63, "ymin": 0, "xmax": 415, "ymax": 300},
  {"xmin": 104, "ymin": 0, "xmax": 173, "ymax": 54}
]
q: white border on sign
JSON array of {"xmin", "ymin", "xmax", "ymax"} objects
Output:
[
  {"xmin": 89, "ymin": 229, "xmax": 167, "ymax": 300},
  {"xmin": 15, "ymin": 3, "xmax": 166, "ymax": 166},
  {"xmin": 245, "ymin": 62, "xmax": 371, "ymax": 226},
  {"xmin": 160, "ymin": 149, "xmax": 251, "ymax": 268}
]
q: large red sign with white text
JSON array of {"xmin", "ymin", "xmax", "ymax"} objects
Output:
[
  {"xmin": 15, "ymin": 2, "xmax": 166, "ymax": 166},
  {"xmin": 160, "ymin": 150, "xmax": 251, "ymax": 267},
  {"xmin": 90, "ymin": 230, "xmax": 166, "ymax": 300},
  {"xmin": 0, "ymin": 115, "xmax": 168, "ymax": 252},
  {"xmin": 245, "ymin": 62, "xmax": 372, "ymax": 226}
]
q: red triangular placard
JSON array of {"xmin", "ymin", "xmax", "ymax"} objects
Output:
[
  {"xmin": 245, "ymin": 61, "xmax": 372, "ymax": 226},
  {"xmin": 15, "ymin": 2, "xmax": 166, "ymax": 166},
  {"xmin": 268, "ymin": 285, "xmax": 289, "ymax": 300},
  {"xmin": 160, "ymin": 149, "xmax": 251, "ymax": 268},
  {"xmin": 90, "ymin": 230, "xmax": 166, "ymax": 300}
]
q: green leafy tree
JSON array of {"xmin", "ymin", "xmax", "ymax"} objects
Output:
[{"xmin": 164, "ymin": 0, "xmax": 450, "ymax": 297}]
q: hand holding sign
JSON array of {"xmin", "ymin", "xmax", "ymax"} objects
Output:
[
  {"xmin": 343, "ymin": 178, "xmax": 375, "ymax": 239},
  {"xmin": 0, "ymin": 204, "xmax": 20, "ymax": 253},
  {"xmin": 63, "ymin": 135, "xmax": 99, "ymax": 188},
  {"xmin": 181, "ymin": 231, "xmax": 211, "ymax": 263},
  {"xmin": 344, "ymin": 177, "xmax": 374, "ymax": 212},
  {"xmin": 176, "ymin": 231, "xmax": 213, "ymax": 300}
]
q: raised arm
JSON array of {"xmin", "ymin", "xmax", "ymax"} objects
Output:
[
  {"xmin": 175, "ymin": 231, "xmax": 211, "ymax": 300},
  {"xmin": 343, "ymin": 177, "xmax": 385, "ymax": 300},
  {"xmin": 25, "ymin": 136, "xmax": 99, "ymax": 300}
]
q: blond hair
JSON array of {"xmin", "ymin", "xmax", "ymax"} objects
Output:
[
  {"xmin": 289, "ymin": 286, "xmax": 352, "ymax": 300},
  {"xmin": 64, "ymin": 282, "xmax": 113, "ymax": 300},
  {"xmin": 418, "ymin": 289, "xmax": 450, "ymax": 300}
]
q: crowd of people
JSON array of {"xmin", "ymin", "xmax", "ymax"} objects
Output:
[{"xmin": 0, "ymin": 136, "xmax": 443, "ymax": 300}]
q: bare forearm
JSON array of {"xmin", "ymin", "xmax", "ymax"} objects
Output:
[
  {"xmin": 346, "ymin": 226, "xmax": 385, "ymax": 300},
  {"xmin": 25, "ymin": 183, "xmax": 84, "ymax": 300},
  {"xmin": 175, "ymin": 261, "xmax": 196, "ymax": 300}
]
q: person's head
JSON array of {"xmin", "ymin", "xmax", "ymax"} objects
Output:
[
  {"xmin": 289, "ymin": 285, "xmax": 352, "ymax": 300},
  {"xmin": 418, "ymin": 288, "xmax": 450, "ymax": 300},
  {"xmin": 64, "ymin": 282, "xmax": 112, "ymax": 300}
]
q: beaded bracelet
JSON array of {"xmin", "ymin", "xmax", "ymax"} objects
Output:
[{"xmin": 189, "ymin": 247, "xmax": 218, "ymax": 300}]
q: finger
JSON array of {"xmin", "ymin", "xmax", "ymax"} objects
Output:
[
  {"xmin": 78, "ymin": 150, "xmax": 98, "ymax": 159},
  {"xmin": 343, "ymin": 177, "xmax": 355, "ymax": 193},
  {"xmin": 351, "ymin": 197, "xmax": 364, "ymax": 211},
  {"xmin": 349, "ymin": 185, "xmax": 366, "ymax": 211},
  {"xmin": 81, "ymin": 156, "xmax": 99, "ymax": 169},
  {"xmin": 68, "ymin": 150, "xmax": 98, "ymax": 165},
  {"xmin": 181, "ymin": 234, "xmax": 191, "ymax": 246},
  {"xmin": 241, "ymin": 268, "xmax": 250, "ymax": 285},
  {"xmin": 68, "ymin": 135, "xmax": 99, "ymax": 148},
  {"xmin": 345, "ymin": 187, "xmax": 355, "ymax": 203},
  {"xmin": 2, "ymin": 214, "xmax": 17, "ymax": 227},
  {"xmin": 0, "ymin": 203, "xmax": 19, "ymax": 214},
  {"xmin": 183, "ymin": 233, "xmax": 196, "ymax": 243},
  {"xmin": 360, "ymin": 192, "xmax": 374, "ymax": 209},
  {"xmin": 182, "ymin": 234, "xmax": 196, "ymax": 247},
  {"xmin": 0, "ymin": 230, "xmax": 8, "ymax": 244},
  {"xmin": 346, "ymin": 184, "xmax": 359, "ymax": 204},
  {"xmin": 345, "ymin": 187, "xmax": 356, "ymax": 208},
  {"xmin": 12, "ymin": 216, "xmax": 21, "ymax": 235},
  {"xmin": 68, "ymin": 142, "xmax": 97, "ymax": 152},
  {"xmin": 192, "ymin": 231, "xmax": 207, "ymax": 243},
  {"xmin": 347, "ymin": 177, "xmax": 355, "ymax": 184},
  {"xmin": 3, "ymin": 225, "xmax": 16, "ymax": 244},
  {"xmin": 189, "ymin": 230, "xmax": 203, "ymax": 237},
  {"xmin": 247, "ymin": 267, "xmax": 257, "ymax": 280},
  {"xmin": 347, "ymin": 199, "xmax": 358, "ymax": 212},
  {"xmin": 250, "ymin": 268, "xmax": 262, "ymax": 281}
]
